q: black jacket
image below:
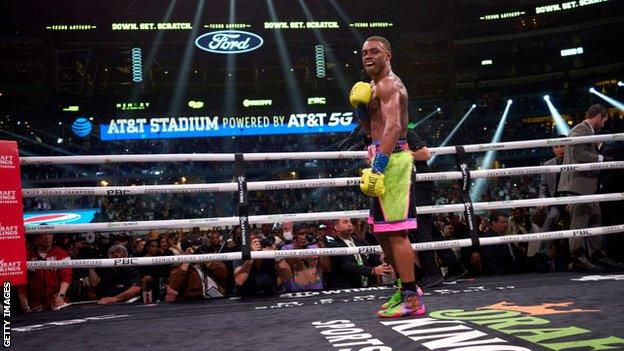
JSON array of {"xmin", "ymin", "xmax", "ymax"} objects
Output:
[
  {"xmin": 325, "ymin": 236, "xmax": 380, "ymax": 289},
  {"xmin": 479, "ymin": 230, "xmax": 518, "ymax": 276}
]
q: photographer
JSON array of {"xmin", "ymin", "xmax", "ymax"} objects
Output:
[
  {"xmin": 233, "ymin": 235, "xmax": 292, "ymax": 296},
  {"xmin": 280, "ymin": 223, "xmax": 332, "ymax": 292},
  {"xmin": 166, "ymin": 238, "xmax": 229, "ymax": 301},
  {"xmin": 326, "ymin": 218, "xmax": 392, "ymax": 289}
]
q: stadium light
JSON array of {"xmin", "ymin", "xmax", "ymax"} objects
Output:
[
  {"xmin": 543, "ymin": 95, "xmax": 571, "ymax": 135},
  {"xmin": 589, "ymin": 88, "xmax": 624, "ymax": 112},
  {"xmin": 428, "ymin": 104, "xmax": 477, "ymax": 165},
  {"xmin": 618, "ymin": 81, "xmax": 623, "ymax": 87},
  {"xmin": 412, "ymin": 108, "xmax": 441, "ymax": 128},
  {"xmin": 471, "ymin": 99, "xmax": 513, "ymax": 201}
]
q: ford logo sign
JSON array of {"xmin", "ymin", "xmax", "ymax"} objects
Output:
[{"xmin": 195, "ymin": 30, "xmax": 264, "ymax": 54}]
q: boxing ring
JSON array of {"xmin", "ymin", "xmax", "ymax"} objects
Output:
[{"xmin": 13, "ymin": 134, "xmax": 624, "ymax": 350}]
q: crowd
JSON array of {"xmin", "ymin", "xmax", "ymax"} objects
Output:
[{"xmin": 19, "ymin": 197, "xmax": 624, "ymax": 313}]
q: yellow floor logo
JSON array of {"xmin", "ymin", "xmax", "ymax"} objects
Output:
[{"xmin": 479, "ymin": 301, "xmax": 600, "ymax": 316}]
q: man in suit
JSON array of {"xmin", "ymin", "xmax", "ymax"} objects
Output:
[
  {"xmin": 479, "ymin": 211, "xmax": 520, "ymax": 275},
  {"xmin": 325, "ymin": 218, "xmax": 393, "ymax": 289},
  {"xmin": 557, "ymin": 104, "xmax": 616, "ymax": 271},
  {"xmin": 534, "ymin": 137, "xmax": 567, "ymax": 253}
]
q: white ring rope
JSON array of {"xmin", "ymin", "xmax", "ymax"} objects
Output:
[
  {"xmin": 22, "ymin": 161, "xmax": 624, "ymax": 197},
  {"xmin": 19, "ymin": 133, "xmax": 624, "ymax": 165},
  {"xmin": 25, "ymin": 192, "xmax": 624, "ymax": 234},
  {"xmin": 27, "ymin": 224, "xmax": 624, "ymax": 269}
]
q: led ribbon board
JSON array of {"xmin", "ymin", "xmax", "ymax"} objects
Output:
[{"xmin": 99, "ymin": 112, "xmax": 356, "ymax": 140}]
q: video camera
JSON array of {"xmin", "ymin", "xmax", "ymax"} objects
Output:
[{"xmin": 260, "ymin": 235, "xmax": 276, "ymax": 248}]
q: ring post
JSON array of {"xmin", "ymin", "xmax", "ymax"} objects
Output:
[{"xmin": 235, "ymin": 153, "xmax": 251, "ymax": 260}]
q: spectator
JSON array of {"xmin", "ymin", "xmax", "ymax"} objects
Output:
[
  {"xmin": 233, "ymin": 235, "xmax": 292, "ymax": 296},
  {"xmin": 506, "ymin": 208, "xmax": 533, "ymax": 264},
  {"xmin": 132, "ymin": 238, "xmax": 146, "ymax": 257},
  {"xmin": 479, "ymin": 211, "xmax": 522, "ymax": 275},
  {"xmin": 536, "ymin": 138, "xmax": 568, "ymax": 253},
  {"xmin": 139, "ymin": 239, "xmax": 169, "ymax": 302},
  {"xmin": 88, "ymin": 245, "xmax": 141, "ymax": 305},
  {"xmin": 558, "ymin": 104, "xmax": 620, "ymax": 271},
  {"xmin": 281, "ymin": 223, "xmax": 331, "ymax": 292},
  {"xmin": 18, "ymin": 233, "xmax": 72, "ymax": 312},
  {"xmin": 166, "ymin": 245, "xmax": 230, "ymax": 301},
  {"xmin": 325, "ymin": 218, "xmax": 391, "ymax": 289},
  {"xmin": 206, "ymin": 231, "xmax": 223, "ymax": 253}
]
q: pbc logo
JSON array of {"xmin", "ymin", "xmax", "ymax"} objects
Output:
[
  {"xmin": 560, "ymin": 166, "xmax": 579, "ymax": 172},
  {"xmin": 572, "ymin": 229, "xmax": 590, "ymax": 236},
  {"xmin": 358, "ymin": 247, "xmax": 378, "ymax": 254},
  {"xmin": 107, "ymin": 189, "xmax": 130, "ymax": 196},
  {"xmin": 346, "ymin": 179, "xmax": 360, "ymax": 186},
  {"xmin": 113, "ymin": 258, "xmax": 138, "ymax": 266},
  {"xmin": 195, "ymin": 30, "xmax": 264, "ymax": 54}
]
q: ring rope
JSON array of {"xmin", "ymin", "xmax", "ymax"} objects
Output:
[
  {"xmin": 19, "ymin": 133, "xmax": 624, "ymax": 165},
  {"xmin": 26, "ymin": 224, "xmax": 624, "ymax": 269},
  {"xmin": 25, "ymin": 192, "xmax": 624, "ymax": 234},
  {"xmin": 22, "ymin": 161, "xmax": 624, "ymax": 197}
]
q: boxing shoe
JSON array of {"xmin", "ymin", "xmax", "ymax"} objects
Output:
[{"xmin": 377, "ymin": 290, "xmax": 426, "ymax": 318}]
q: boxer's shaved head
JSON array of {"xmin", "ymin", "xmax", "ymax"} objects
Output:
[{"xmin": 365, "ymin": 36, "xmax": 391, "ymax": 53}]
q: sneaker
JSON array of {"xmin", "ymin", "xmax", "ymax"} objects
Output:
[
  {"xmin": 377, "ymin": 290, "xmax": 425, "ymax": 318},
  {"xmin": 380, "ymin": 280, "xmax": 423, "ymax": 310}
]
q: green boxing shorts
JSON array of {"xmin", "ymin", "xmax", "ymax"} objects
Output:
[{"xmin": 367, "ymin": 140, "xmax": 418, "ymax": 233}]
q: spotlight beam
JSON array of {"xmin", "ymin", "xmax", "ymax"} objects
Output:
[
  {"xmin": 590, "ymin": 88, "xmax": 624, "ymax": 112},
  {"xmin": 413, "ymin": 108, "xmax": 441, "ymax": 127},
  {"xmin": 223, "ymin": 0, "xmax": 237, "ymax": 118},
  {"xmin": 167, "ymin": 0, "xmax": 205, "ymax": 118},
  {"xmin": 328, "ymin": 0, "xmax": 363, "ymax": 43},
  {"xmin": 543, "ymin": 95, "xmax": 571, "ymax": 135},
  {"xmin": 298, "ymin": 0, "xmax": 349, "ymax": 99},
  {"xmin": 470, "ymin": 100, "xmax": 513, "ymax": 201},
  {"xmin": 266, "ymin": 0, "xmax": 304, "ymax": 112},
  {"xmin": 130, "ymin": 0, "xmax": 177, "ymax": 101},
  {"xmin": 428, "ymin": 104, "xmax": 476, "ymax": 166}
]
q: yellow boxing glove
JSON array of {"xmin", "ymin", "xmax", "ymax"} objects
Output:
[
  {"xmin": 360, "ymin": 168, "xmax": 385, "ymax": 197},
  {"xmin": 349, "ymin": 82, "xmax": 372, "ymax": 109}
]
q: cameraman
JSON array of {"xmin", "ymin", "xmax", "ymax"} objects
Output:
[
  {"xmin": 233, "ymin": 235, "xmax": 292, "ymax": 296},
  {"xmin": 166, "ymin": 239, "xmax": 229, "ymax": 301},
  {"xmin": 280, "ymin": 223, "xmax": 332, "ymax": 292}
]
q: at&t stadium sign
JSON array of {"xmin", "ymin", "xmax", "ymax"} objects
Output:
[{"xmin": 99, "ymin": 112, "xmax": 356, "ymax": 140}]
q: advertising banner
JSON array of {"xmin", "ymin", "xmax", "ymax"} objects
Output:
[
  {"xmin": 0, "ymin": 140, "xmax": 27, "ymax": 285},
  {"xmin": 99, "ymin": 111, "xmax": 356, "ymax": 141}
]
